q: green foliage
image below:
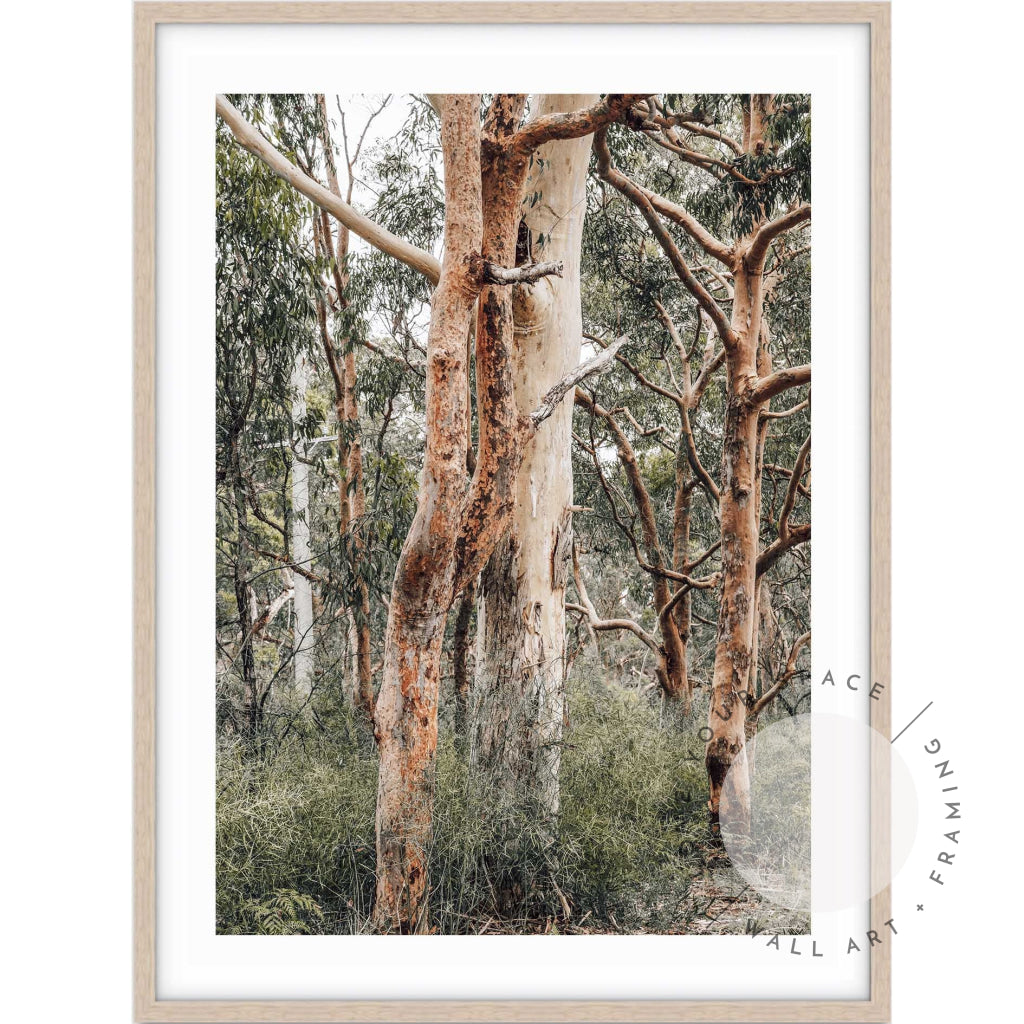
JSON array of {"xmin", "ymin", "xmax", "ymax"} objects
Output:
[
  {"xmin": 216, "ymin": 712, "xmax": 379, "ymax": 933},
  {"xmin": 556, "ymin": 672, "xmax": 709, "ymax": 928},
  {"xmin": 216, "ymin": 669, "xmax": 712, "ymax": 934},
  {"xmin": 226, "ymin": 889, "xmax": 327, "ymax": 935}
]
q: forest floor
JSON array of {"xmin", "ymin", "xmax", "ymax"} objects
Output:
[
  {"xmin": 460, "ymin": 852, "xmax": 809, "ymax": 936},
  {"xmin": 681, "ymin": 863, "xmax": 808, "ymax": 936}
]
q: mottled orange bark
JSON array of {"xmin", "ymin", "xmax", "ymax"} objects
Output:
[{"xmin": 372, "ymin": 95, "xmax": 482, "ymax": 933}]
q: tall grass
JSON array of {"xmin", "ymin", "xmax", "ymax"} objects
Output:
[{"xmin": 217, "ymin": 669, "xmax": 713, "ymax": 934}]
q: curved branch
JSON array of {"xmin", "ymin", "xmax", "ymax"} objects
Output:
[
  {"xmin": 778, "ymin": 433, "xmax": 811, "ymax": 540},
  {"xmin": 216, "ymin": 94, "xmax": 441, "ymax": 284},
  {"xmin": 570, "ymin": 546, "xmax": 661, "ymax": 655},
  {"xmin": 757, "ymin": 523, "xmax": 811, "ymax": 577},
  {"xmin": 515, "ymin": 94, "xmax": 647, "ymax": 153},
  {"xmin": 751, "ymin": 364, "xmax": 811, "ymax": 405},
  {"xmin": 747, "ymin": 203, "xmax": 811, "ymax": 267},
  {"xmin": 640, "ymin": 186, "xmax": 734, "ymax": 269},
  {"xmin": 751, "ymin": 631, "xmax": 811, "ymax": 717},
  {"xmin": 530, "ymin": 336, "xmax": 628, "ymax": 428},
  {"xmin": 593, "ymin": 128, "xmax": 737, "ymax": 349},
  {"xmin": 658, "ymin": 571, "xmax": 722, "ymax": 630},
  {"xmin": 483, "ymin": 259, "xmax": 563, "ymax": 286},
  {"xmin": 677, "ymin": 120, "xmax": 743, "ymax": 155},
  {"xmin": 757, "ymin": 431, "xmax": 811, "ymax": 577}
]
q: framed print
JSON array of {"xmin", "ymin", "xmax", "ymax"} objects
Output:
[{"xmin": 134, "ymin": 2, "xmax": 891, "ymax": 1021}]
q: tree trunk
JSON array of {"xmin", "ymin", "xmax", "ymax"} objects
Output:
[
  {"xmin": 373, "ymin": 615, "xmax": 446, "ymax": 933},
  {"xmin": 453, "ymin": 577, "xmax": 477, "ymax": 737},
  {"xmin": 373, "ymin": 92, "xmax": 634, "ymax": 932},
  {"xmin": 342, "ymin": 345, "xmax": 375, "ymax": 718},
  {"xmin": 671, "ymin": 442, "xmax": 695, "ymax": 700},
  {"xmin": 472, "ymin": 95, "xmax": 598, "ymax": 821},
  {"xmin": 314, "ymin": 95, "xmax": 375, "ymax": 721},
  {"xmin": 290, "ymin": 352, "xmax": 315, "ymax": 696},
  {"xmin": 705, "ymin": 262, "xmax": 764, "ymax": 837},
  {"xmin": 746, "ymin": 334, "xmax": 772, "ymax": 701},
  {"xmin": 230, "ymin": 459, "xmax": 260, "ymax": 744},
  {"xmin": 372, "ymin": 94, "xmax": 481, "ymax": 933},
  {"xmin": 705, "ymin": 372, "xmax": 758, "ymax": 836},
  {"xmin": 574, "ymin": 388, "xmax": 690, "ymax": 705}
]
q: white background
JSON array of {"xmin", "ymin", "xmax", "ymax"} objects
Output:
[{"xmin": 0, "ymin": 0, "xmax": 1018, "ymax": 1020}]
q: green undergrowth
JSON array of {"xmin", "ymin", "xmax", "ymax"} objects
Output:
[{"xmin": 217, "ymin": 669, "xmax": 714, "ymax": 934}]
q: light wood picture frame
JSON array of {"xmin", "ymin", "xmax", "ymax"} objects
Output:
[{"xmin": 134, "ymin": 3, "xmax": 891, "ymax": 1020}]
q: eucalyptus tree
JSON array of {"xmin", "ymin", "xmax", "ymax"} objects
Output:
[
  {"xmin": 370, "ymin": 95, "xmax": 637, "ymax": 933},
  {"xmin": 217, "ymin": 92, "xmax": 639, "ymax": 932},
  {"xmin": 307, "ymin": 92, "xmax": 393, "ymax": 719},
  {"xmin": 572, "ymin": 180, "xmax": 728, "ymax": 707},
  {"xmin": 593, "ymin": 94, "xmax": 812, "ymax": 833},
  {"xmin": 572, "ymin": 347, "xmax": 723, "ymax": 712}
]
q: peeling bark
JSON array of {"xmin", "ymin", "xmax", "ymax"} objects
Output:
[
  {"xmin": 372, "ymin": 95, "xmax": 482, "ymax": 933},
  {"xmin": 706, "ymin": 329, "xmax": 761, "ymax": 836},
  {"xmin": 371, "ymin": 94, "xmax": 638, "ymax": 932}
]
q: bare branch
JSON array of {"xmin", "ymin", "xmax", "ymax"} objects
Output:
[
  {"xmin": 756, "ymin": 431, "xmax": 810, "ymax": 577},
  {"xmin": 757, "ymin": 523, "xmax": 811, "ymax": 577},
  {"xmin": 679, "ymin": 401, "xmax": 721, "ymax": 504},
  {"xmin": 482, "ymin": 259, "xmax": 563, "ymax": 286},
  {"xmin": 751, "ymin": 631, "xmax": 811, "ymax": 717},
  {"xmin": 762, "ymin": 398, "xmax": 809, "ymax": 420},
  {"xmin": 658, "ymin": 571, "xmax": 722, "ymax": 629},
  {"xmin": 570, "ymin": 545, "xmax": 661, "ymax": 655},
  {"xmin": 530, "ymin": 336, "xmax": 628, "ymax": 428},
  {"xmin": 778, "ymin": 433, "xmax": 811, "ymax": 541},
  {"xmin": 747, "ymin": 203, "xmax": 811, "ymax": 267},
  {"xmin": 750, "ymin": 363, "xmax": 811, "ymax": 405},
  {"xmin": 515, "ymin": 94, "xmax": 648, "ymax": 153}
]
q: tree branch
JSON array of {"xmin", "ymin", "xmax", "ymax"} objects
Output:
[
  {"xmin": 638, "ymin": 184, "xmax": 734, "ymax": 268},
  {"xmin": 750, "ymin": 363, "xmax": 811, "ymax": 405},
  {"xmin": 778, "ymin": 432, "xmax": 811, "ymax": 541},
  {"xmin": 216, "ymin": 94, "xmax": 441, "ymax": 284},
  {"xmin": 762, "ymin": 398, "xmax": 809, "ymax": 420},
  {"xmin": 515, "ymin": 94, "xmax": 648, "ymax": 153},
  {"xmin": 747, "ymin": 203, "xmax": 811, "ymax": 266},
  {"xmin": 570, "ymin": 545, "xmax": 661, "ymax": 655},
  {"xmin": 757, "ymin": 523, "xmax": 811, "ymax": 577},
  {"xmin": 757, "ymin": 431, "xmax": 810, "ymax": 577},
  {"xmin": 530, "ymin": 335, "xmax": 629, "ymax": 428},
  {"xmin": 658, "ymin": 571, "xmax": 722, "ymax": 630},
  {"xmin": 593, "ymin": 128, "xmax": 737, "ymax": 349},
  {"xmin": 751, "ymin": 631, "xmax": 811, "ymax": 717},
  {"xmin": 481, "ymin": 259, "xmax": 563, "ymax": 285}
]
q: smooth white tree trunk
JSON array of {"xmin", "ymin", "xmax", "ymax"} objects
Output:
[
  {"xmin": 473, "ymin": 94, "xmax": 598, "ymax": 819},
  {"xmin": 291, "ymin": 352, "xmax": 314, "ymax": 696}
]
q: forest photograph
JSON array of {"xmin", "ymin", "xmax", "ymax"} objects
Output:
[{"xmin": 215, "ymin": 92, "xmax": 812, "ymax": 937}]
